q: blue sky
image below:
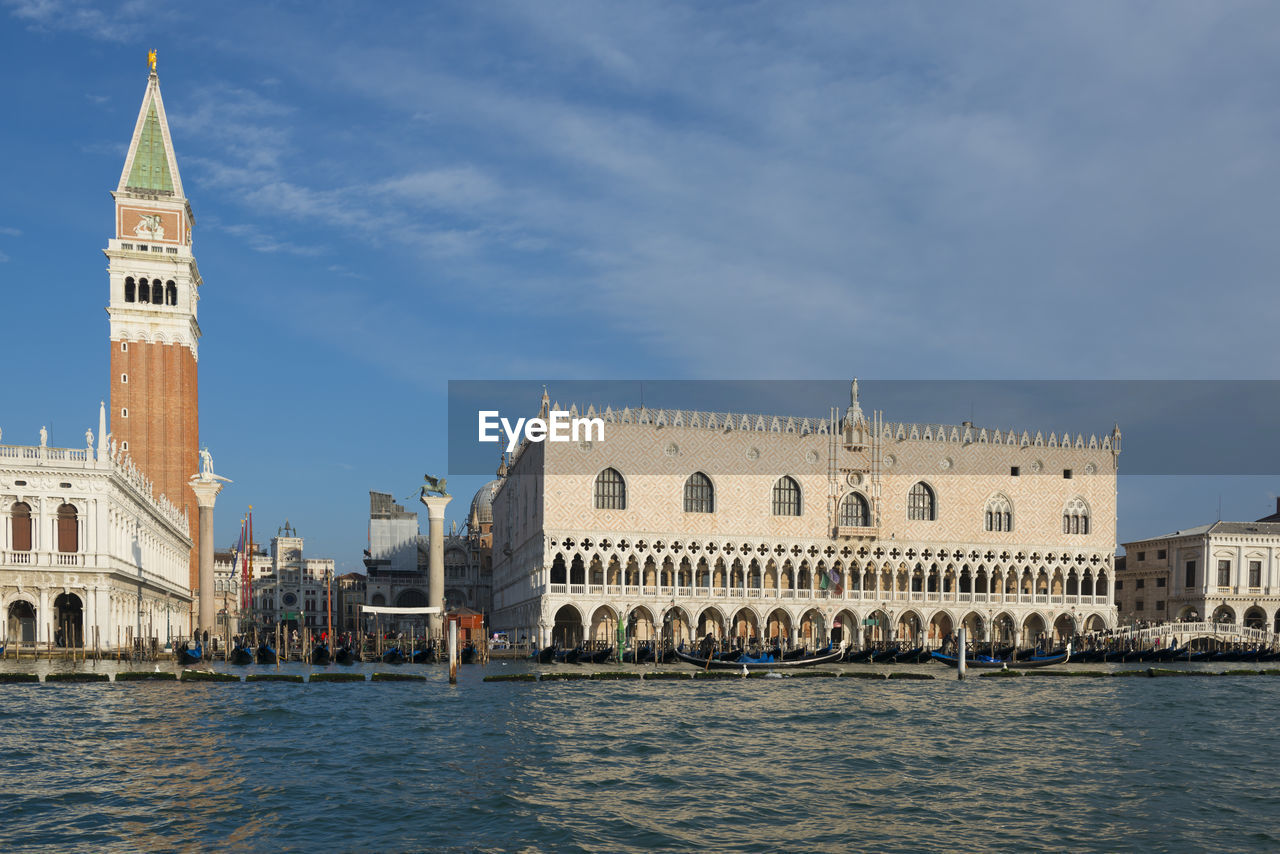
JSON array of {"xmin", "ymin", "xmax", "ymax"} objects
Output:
[{"xmin": 1, "ymin": 1, "xmax": 1277, "ymax": 571}]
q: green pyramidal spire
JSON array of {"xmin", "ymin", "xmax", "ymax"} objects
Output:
[
  {"xmin": 126, "ymin": 98, "xmax": 174, "ymax": 193},
  {"xmin": 118, "ymin": 70, "xmax": 184, "ymax": 199}
]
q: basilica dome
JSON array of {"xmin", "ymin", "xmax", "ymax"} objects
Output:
[{"xmin": 469, "ymin": 479, "xmax": 502, "ymax": 526}]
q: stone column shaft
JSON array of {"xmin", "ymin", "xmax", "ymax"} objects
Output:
[
  {"xmin": 189, "ymin": 475, "xmax": 227, "ymax": 636},
  {"xmin": 420, "ymin": 495, "xmax": 453, "ymax": 636}
]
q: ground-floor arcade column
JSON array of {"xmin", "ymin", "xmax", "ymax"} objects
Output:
[{"xmin": 37, "ymin": 587, "xmax": 49, "ymax": 644}]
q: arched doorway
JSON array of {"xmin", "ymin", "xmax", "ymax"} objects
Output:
[
  {"xmin": 1243, "ymin": 607, "xmax": 1266, "ymax": 629},
  {"xmin": 662, "ymin": 606, "xmax": 691, "ymax": 646},
  {"xmin": 832, "ymin": 609, "xmax": 857, "ymax": 647},
  {"xmin": 992, "ymin": 613, "xmax": 1015, "ymax": 646},
  {"xmin": 54, "ymin": 592, "xmax": 83, "ymax": 647},
  {"xmin": 444, "ymin": 588, "xmax": 467, "ymax": 611},
  {"xmin": 696, "ymin": 607, "xmax": 725, "ymax": 641},
  {"xmin": 1084, "ymin": 614, "xmax": 1107, "ymax": 634},
  {"xmin": 7, "ymin": 600, "xmax": 36, "ymax": 643},
  {"xmin": 1052, "ymin": 614, "xmax": 1075, "ymax": 646},
  {"xmin": 1212, "ymin": 604, "xmax": 1236, "ymax": 625},
  {"xmin": 799, "ymin": 609, "xmax": 825, "ymax": 647},
  {"xmin": 1022, "ymin": 613, "xmax": 1047, "ymax": 649},
  {"xmin": 866, "ymin": 609, "xmax": 891, "ymax": 646},
  {"xmin": 395, "ymin": 589, "xmax": 428, "ymax": 608},
  {"xmin": 591, "ymin": 605, "xmax": 618, "ymax": 643},
  {"xmin": 766, "ymin": 608, "xmax": 792, "ymax": 643},
  {"xmin": 552, "ymin": 604, "xmax": 583, "ymax": 648},
  {"xmin": 928, "ymin": 611, "xmax": 954, "ymax": 650},
  {"xmin": 961, "ymin": 611, "xmax": 986, "ymax": 642},
  {"xmin": 628, "ymin": 606, "xmax": 655, "ymax": 643},
  {"xmin": 731, "ymin": 608, "xmax": 759, "ymax": 645},
  {"xmin": 896, "ymin": 611, "xmax": 922, "ymax": 646}
]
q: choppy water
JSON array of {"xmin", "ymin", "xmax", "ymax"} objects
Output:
[{"xmin": 2, "ymin": 658, "xmax": 1279, "ymax": 852}]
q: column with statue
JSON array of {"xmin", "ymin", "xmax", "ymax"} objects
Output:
[
  {"xmin": 418, "ymin": 475, "xmax": 452, "ymax": 639},
  {"xmin": 189, "ymin": 448, "xmax": 231, "ymax": 637}
]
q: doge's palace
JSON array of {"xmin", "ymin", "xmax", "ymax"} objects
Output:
[{"xmin": 491, "ymin": 385, "xmax": 1120, "ymax": 651}]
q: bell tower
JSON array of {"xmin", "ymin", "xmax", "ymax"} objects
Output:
[{"xmin": 104, "ymin": 53, "xmax": 202, "ymax": 591}]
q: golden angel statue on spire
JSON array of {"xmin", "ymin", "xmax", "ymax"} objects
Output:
[{"xmin": 147, "ymin": 50, "xmax": 157, "ymax": 72}]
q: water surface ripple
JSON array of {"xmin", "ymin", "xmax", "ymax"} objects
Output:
[{"xmin": 2, "ymin": 662, "xmax": 1278, "ymax": 852}]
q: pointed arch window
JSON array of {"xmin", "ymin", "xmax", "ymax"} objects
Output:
[
  {"xmin": 984, "ymin": 494, "xmax": 1013, "ymax": 532},
  {"xmin": 839, "ymin": 492, "xmax": 870, "ymax": 527},
  {"xmin": 772, "ymin": 476, "xmax": 802, "ymax": 516},
  {"xmin": 57, "ymin": 504, "xmax": 78, "ymax": 553},
  {"xmin": 908, "ymin": 482, "xmax": 936, "ymax": 521},
  {"xmin": 10, "ymin": 502, "xmax": 32, "ymax": 552},
  {"xmin": 1063, "ymin": 497, "xmax": 1090, "ymax": 535},
  {"xmin": 594, "ymin": 468, "xmax": 626, "ymax": 510},
  {"xmin": 683, "ymin": 472, "xmax": 714, "ymax": 513},
  {"xmin": 124, "ymin": 277, "xmax": 136, "ymax": 303}
]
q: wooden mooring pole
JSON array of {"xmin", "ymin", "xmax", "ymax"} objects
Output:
[
  {"xmin": 448, "ymin": 619, "xmax": 458, "ymax": 685},
  {"xmin": 957, "ymin": 626, "xmax": 967, "ymax": 681}
]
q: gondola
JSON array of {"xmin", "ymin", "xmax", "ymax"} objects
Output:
[
  {"xmin": 622, "ymin": 646, "xmax": 652, "ymax": 664},
  {"xmin": 577, "ymin": 647, "xmax": 614, "ymax": 664},
  {"xmin": 412, "ymin": 646, "xmax": 436, "ymax": 664},
  {"xmin": 1021, "ymin": 647, "xmax": 1068, "ymax": 662},
  {"xmin": 460, "ymin": 644, "xmax": 478, "ymax": 664},
  {"xmin": 531, "ymin": 644, "xmax": 556, "ymax": 664},
  {"xmin": 557, "ymin": 646, "xmax": 583, "ymax": 664},
  {"xmin": 382, "ymin": 646, "xmax": 407, "ymax": 665},
  {"xmin": 675, "ymin": 646, "xmax": 845, "ymax": 671},
  {"xmin": 869, "ymin": 645, "xmax": 899, "ymax": 663},
  {"xmin": 334, "ymin": 645, "xmax": 356, "ymax": 665},
  {"xmin": 311, "ymin": 644, "xmax": 331, "ymax": 666},
  {"xmin": 176, "ymin": 641, "xmax": 203, "ymax": 665},
  {"xmin": 931, "ymin": 647, "xmax": 1070, "ymax": 669},
  {"xmin": 893, "ymin": 646, "xmax": 932, "ymax": 664},
  {"xmin": 256, "ymin": 644, "xmax": 277, "ymax": 665},
  {"xmin": 230, "ymin": 645, "xmax": 254, "ymax": 665},
  {"xmin": 843, "ymin": 647, "xmax": 874, "ymax": 663}
]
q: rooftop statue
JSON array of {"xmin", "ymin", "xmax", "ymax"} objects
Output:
[{"xmin": 420, "ymin": 474, "xmax": 449, "ymax": 499}]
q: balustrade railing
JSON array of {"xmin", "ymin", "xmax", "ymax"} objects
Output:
[{"xmin": 3, "ymin": 550, "xmax": 86, "ymax": 568}]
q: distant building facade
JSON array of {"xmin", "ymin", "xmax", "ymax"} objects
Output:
[
  {"xmin": 335, "ymin": 572, "xmax": 366, "ymax": 633},
  {"xmin": 1, "ymin": 407, "xmax": 192, "ymax": 648},
  {"xmin": 491, "ymin": 386, "xmax": 1121, "ymax": 650},
  {"xmin": 232, "ymin": 522, "xmax": 338, "ymax": 632},
  {"xmin": 360, "ymin": 489, "xmax": 495, "ymax": 632},
  {"xmin": 212, "ymin": 544, "xmax": 271, "ymax": 636},
  {"xmin": 1118, "ymin": 500, "xmax": 1280, "ymax": 632}
]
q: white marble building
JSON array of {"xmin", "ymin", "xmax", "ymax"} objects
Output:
[
  {"xmin": 491, "ymin": 386, "xmax": 1121, "ymax": 650},
  {"xmin": 1, "ymin": 406, "xmax": 193, "ymax": 648},
  {"xmin": 1118, "ymin": 502, "xmax": 1280, "ymax": 631}
]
